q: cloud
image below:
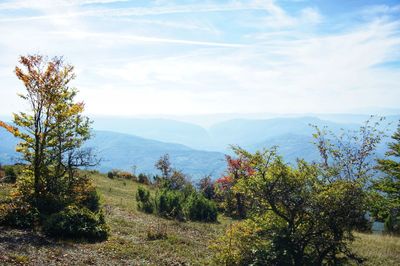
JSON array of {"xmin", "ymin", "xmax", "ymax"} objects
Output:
[
  {"xmin": 0, "ymin": 0, "xmax": 129, "ymax": 10},
  {"xmin": 0, "ymin": 0, "xmax": 399, "ymax": 116}
]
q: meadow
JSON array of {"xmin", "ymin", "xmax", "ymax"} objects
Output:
[{"xmin": 0, "ymin": 173, "xmax": 399, "ymax": 265}]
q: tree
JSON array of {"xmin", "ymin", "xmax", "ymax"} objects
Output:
[
  {"xmin": 154, "ymin": 154, "xmax": 190, "ymax": 191},
  {"xmin": 155, "ymin": 154, "xmax": 172, "ymax": 180},
  {"xmin": 213, "ymin": 148, "xmax": 366, "ymax": 265},
  {"xmin": 373, "ymin": 120, "xmax": 400, "ymax": 233},
  {"xmin": 311, "ymin": 118, "xmax": 384, "ymax": 183},
  {"xmin": 198, "ymin": 175, "xmax": 215, "ymax": 200},
  {"xmin": 215, "ymin": 151, "xmax": 256, "ymax": 219},
  {"xmin": 213, "ymin": 121, "xmax": 383, "ymax": 265},
  {"xmin": 0, "ymin": 55, "xmax": 97, "ymax": 212}
]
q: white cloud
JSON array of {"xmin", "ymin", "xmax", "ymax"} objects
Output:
[{"xmin": 0, "ymin": 1, "xmax": 399, "ymax": 116}]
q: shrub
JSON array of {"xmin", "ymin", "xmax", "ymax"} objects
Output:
[
  {"xmin": 156, "ymin": 190, "xmax": 184, "ymax": 220},
  {"xmin": 136, "ymin": 187, "xmax": 154, "ymax": 214},
  {"xmin": 43, "ymin": 205, "xmax": 109, "ymax": 241},
  {"xmin": 212, "ymin": 217, "xmax": 272, "ymax": 265},
  {"xmin": 107, "ymin": 171, "xmax": 115, "ymax": 179},
  {"xmin": 385, "ymin": 211, "xmax": 400, "ymax": 234},
  {"xmin": 0, "ymin": 201, "xmax": 39, "ymax": 229},
  {"xmin": 118, "ymin": 171, "xmax": 135, "ymax": 180},
  {"xmin": 138, "ymin": 173, "xmax": 151, "ymax": 185},
  {"xmin": 3, "ymin": 166, "xmax": 17, "ymax": 183},
  {"xmin": 184, "ymin": 193, "xmax": 217, "ymax": 222}
]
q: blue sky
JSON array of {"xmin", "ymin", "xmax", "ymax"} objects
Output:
[{"xmin": 0, "ymin": 0, "xmax": 399, "ymax": 116}]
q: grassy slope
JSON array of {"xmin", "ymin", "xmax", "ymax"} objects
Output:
[{"xmin": 0, "ymin": 174, "xmax": 399, "ymax": 265}]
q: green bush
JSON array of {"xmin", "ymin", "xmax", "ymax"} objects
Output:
[
  {"xmin": 156, "ymin": 190, "xmax": 184, "ymax": 220},
  {"xmin": 43, "ymin": 205, "xmax": 109, "ymax": 241},
  {"xmin": 184, "ymin": 193, "xmax": 218, "ymax": 222},
  {"xmin": 107, "ymin": 171, "xmax": 115, "ymax": 179},
  {"xmin": 0, "ymin": 201, "xmax": 38, "ymax": 229},
  {"xmin": 138, "ymin": 173, "xmax": 151, "ymax": 185},
  {"xmin": 3, "ymin": 166, "xmax": 17, "ymax": 183},
  {"xmin": 136, "ymin": 187, "xmax": 154, "ymax": 214},
  {"xmin": 385, "ymin": 211, "xmax": 400, "ymax": 234}
]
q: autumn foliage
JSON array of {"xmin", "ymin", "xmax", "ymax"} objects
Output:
[{"xmin": 0, "ymin": 55, "xmax": 107, "ymax": 240}]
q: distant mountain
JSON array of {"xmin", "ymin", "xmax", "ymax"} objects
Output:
[
  {"xmin": 1, "ymin": 115, "xmax": 398, "ymax": 179},
  {"xmin": 93, "ymin": 117, "xmax": 213, "ymax": 151},
  {"xmin": 208, "ymin": 117, "xmax": 361, "ymax": 151},
  {"xmin": 248, "ymin": 133, "xmax": 318, "ymax": 163},
  {"xmin": 0, "ymin": 128, "xmax": 226, "ymax": 179},
  {"xmin": 0, "ymin": 127, "xmax": 19, "ymax": 164},
  {"xmin": 87, "ymin": 131, "xmax": 226, "ymax": 179}
]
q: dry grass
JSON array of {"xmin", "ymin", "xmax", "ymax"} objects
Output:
[
  {"xmin": 351, "ymin": 232, "xmax": 400, "ymax": 265},
  {"xmin": 0, "ymin": 173, "xmax": 399, "ymax": 265},
  {"xmin": 0, "ymin": 173, "xmax": 228, "ymax": 265}
]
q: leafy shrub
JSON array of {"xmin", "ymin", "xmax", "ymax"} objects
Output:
[
  {"xmin": 43, "ymin": 205, "xmax": 109, "ymax": 241},
  {"xmin": 136, "ymin": 186, "xmax": 154, "ymax": 214},
  {"xmin": 3, "ymin": 166, "xmax": 17, "ymax": 183},
  {"xmin": 107, "ymin": 169, "xmax": 135, "ymax": 180},
  {"xmin": 107, "ymin": 171, "xmax": 115, "ymax": 179},
  {"xmin": 184, "ymin": 193, "xmax": 217, "ymax": 222},
  {"xmin": 0, "ymin": 201, "xmax": 39, "ymax": 229},
  {"xmin": 212, "ymin": 217, "xmax": 273, "ymax": 265},
  {"xmin": 138, "ymin": 173, "xmax": 151, "ymax": 185},
  {"xmin": 385, "ymin": 211, "xmax": 400, "ymax": 234},
  {"xmin": 156, "ymin": 190, "xmax": 184, "ymax": 220},
  {"xmin": 118, "ymin": 171, "xmax": 135, "ymax": 180}
]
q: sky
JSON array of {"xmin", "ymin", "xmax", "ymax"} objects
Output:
[{"xmin": 0, "ymin": 0, "xmax": 399, "ymax": 117}]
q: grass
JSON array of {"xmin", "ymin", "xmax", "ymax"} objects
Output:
[
  {"xmin": 0, "ymin": 173, "xmax": 399, "ymax": 265},
  {"xmin": 0, "ymin": 173, "xmax": 229, "ymax": 265},
  {"xmin": 351, "ymin": 232, "xmax": 400, "ymax": 265}
]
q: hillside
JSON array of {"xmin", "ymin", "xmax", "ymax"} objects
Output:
[
  {"xmin": 0, "ymin": 173, "xmax": 399, "ymax": 265},
  {"xmin": 88, "ymin": 131, "xmax": 226, "ymax": 178},
  {"xmin": 93, "ymin": 117, "xmax": 213, "ymax": 151}
]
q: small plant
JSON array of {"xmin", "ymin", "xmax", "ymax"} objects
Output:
[
  {"xmin": 136, "ymin": 187, "xmax": 154, "ymax": 214},
  {"xmin": 146, "ymin": 223, "xmax": 168, "ymax": 240}
]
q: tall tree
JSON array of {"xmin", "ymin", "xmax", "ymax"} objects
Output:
[
  {"xmin": 373, "ymin": 121, "xmax": 400, "ymax": 233},
  {"xmin": 0, "ymin": 55, "xmax": 96, "ymax": 209}
]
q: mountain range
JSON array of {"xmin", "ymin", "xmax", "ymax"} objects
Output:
[{"xmin": 0, "ymin": 115, "xmax": 398, "ymax": 180}]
